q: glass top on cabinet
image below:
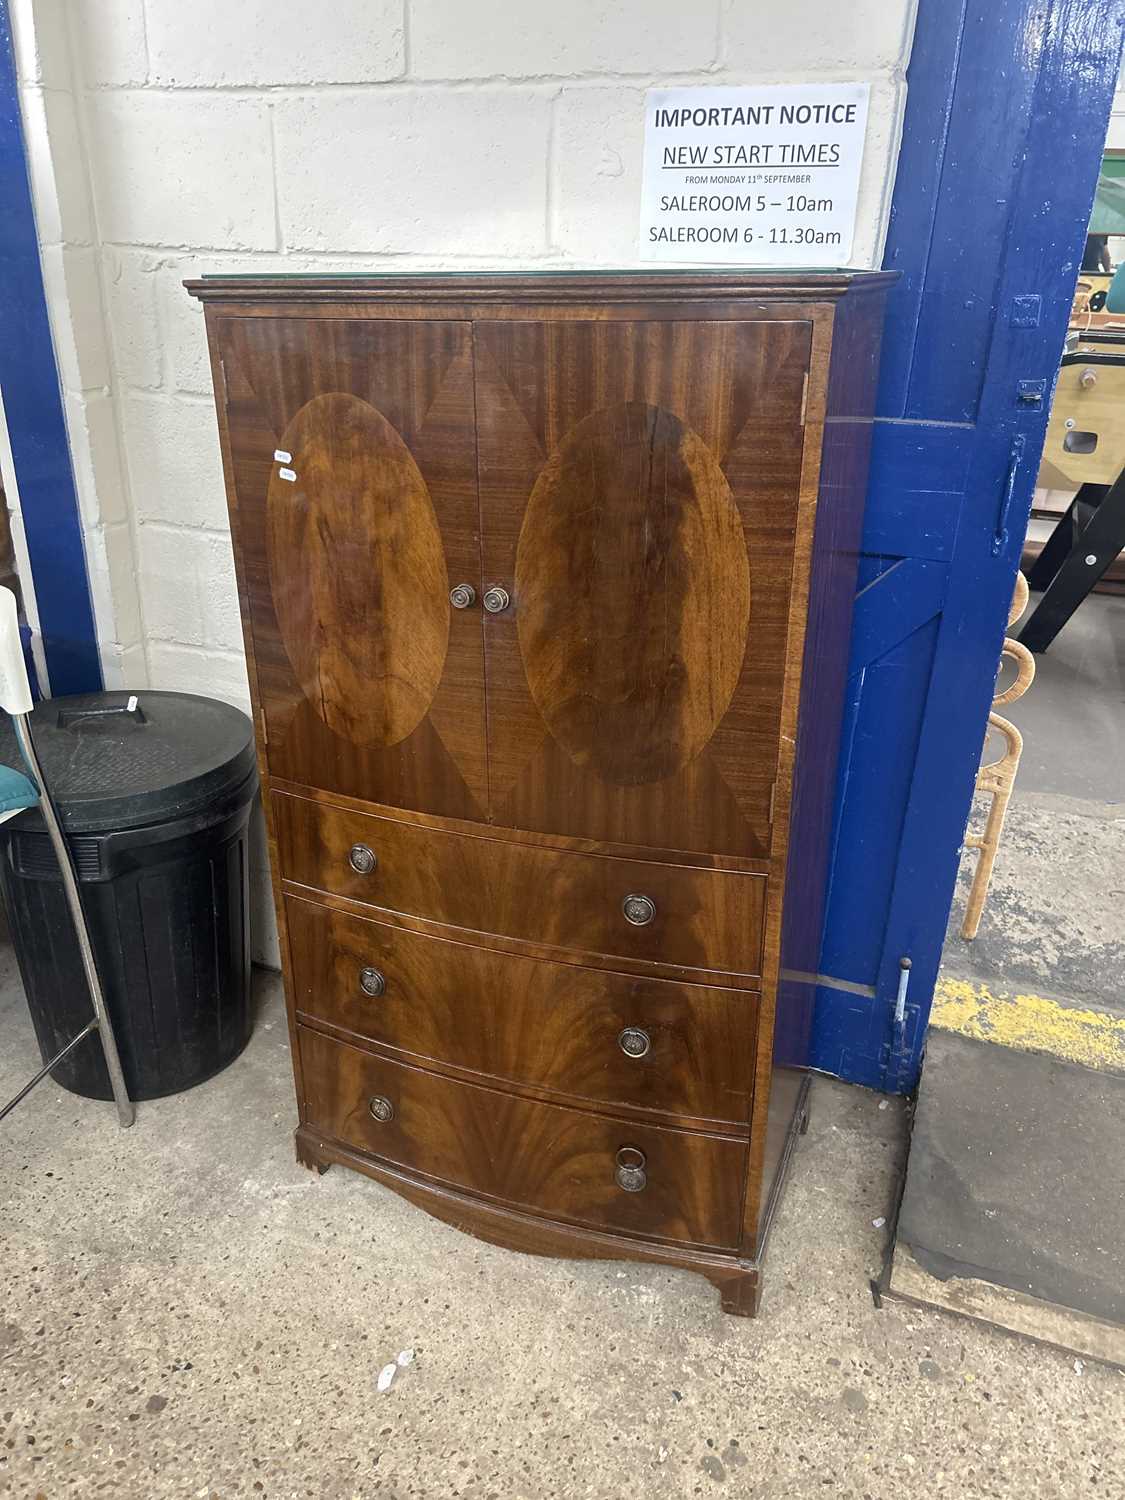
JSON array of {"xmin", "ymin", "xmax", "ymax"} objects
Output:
[{"xmin": 201, "ymin": 267, "xmax": 855, "ymax": 280}]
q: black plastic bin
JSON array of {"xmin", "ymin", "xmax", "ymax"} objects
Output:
[{"xmin": 0, "ymin": 690, "xmax": 258, "ymax": 1101}]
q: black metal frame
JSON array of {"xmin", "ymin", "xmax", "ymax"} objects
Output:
[
  {"xmin": 1019, "ymin": 473, "xmax": 1125, "ymax": 652},
  {"xmin": 0, "ymin": 712, "xmax": 134, "ymax": 1128}
]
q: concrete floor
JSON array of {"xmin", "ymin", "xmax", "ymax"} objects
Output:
[
  {"xmin": 4, "ymin": 955, "xmax": 1125, "ymax": 1497},
  {"xmin": 5, "ymin": 594, "xmax": 1125, "ymax": 1497},
  {"xmin": 1006, "ymin": 592, "xmax": 1125, "ymax": 804},
  {"xmin": 895, "ymin": 588, "xmax": 1125, "ymax": 1367},
  {"xmin": 943, "ymin": 592, "xmax": 1125, "ymax": 1013},
  {"xmin": 942, "ymin": 788, "xmax": 1125, "ymax": 1014},
  {"xmin": 898, "ymin": 1027, "xmax": 1125, "ymax": 1324}
]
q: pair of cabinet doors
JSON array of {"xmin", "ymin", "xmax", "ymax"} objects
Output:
[{"xmin": 217, "ymin": 312, "xmax": 813, "ymax": 864}]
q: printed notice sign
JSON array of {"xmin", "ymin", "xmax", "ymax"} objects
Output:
[{"xmin": 640, "ymin": 83, "xmax": 870, "ymax": 265}]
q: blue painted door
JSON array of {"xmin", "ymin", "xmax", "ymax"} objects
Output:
[
  {"xmin": 812, "ymin": 0, "xmax": 1125, "ymax": 1091},
  {"xmin": 0, "ymin": 1, "xmax": 101, "ymax": 692}
]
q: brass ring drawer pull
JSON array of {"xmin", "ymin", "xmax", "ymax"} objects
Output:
[
  {"xmin": 618, "ymin": 1026, "xmax": 651, "ymax": 1058},
  {"xmin": 622, "ymin": 893, "xmax": 656, "ymax": 927},
  {"xmin": 359, "ymin": 966, "xmax": 386, "ymax": 998},
  {"xmin": 615, "ymin": 1145, "xmax": 647, "ymax": 1193},
  {"xmin": 482, "ymin": 585, "xmax": 510, "ymax": 614},
  {"xmin": 449, "ymin": 583, "xmax": 476, "ymax": 609},
  {"xmin": 368, "ymin": 1095, "xmax": 395, "ymax": 1123},
  {"xmin": 348, "ymin": 843, "xmax": 377, "ymax": 875}
]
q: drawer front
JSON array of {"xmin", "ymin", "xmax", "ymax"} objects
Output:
[
  {"xmin": 287, "ymin": 896, "xmax": 756, "ymax": 1124},
  {"xmin": 299, "ymin": 1027, "xmax": 747, "ymax": 1249},
  {"xmin": 275, "ymin": 793, "xmax": 766, "ymax": 979}
]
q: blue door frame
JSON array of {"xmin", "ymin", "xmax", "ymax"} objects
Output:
[
  {"xmin": 0, "ymin": 1, "xmax": 102, "ymax": 693},
  {"xmin": 812, "ymin": 0, "xmax": 1125, "ymax": 1092}
]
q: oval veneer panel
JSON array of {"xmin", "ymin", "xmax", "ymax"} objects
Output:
[
  {"xmin": 267, "ymin": 391, "xmax": 450, "ymax": 749},
  {"xmin": 516, "ymin": 402, "xmax": 751, "ymax": 787}
]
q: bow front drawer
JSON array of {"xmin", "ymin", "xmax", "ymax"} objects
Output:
[
  {"xmin": 299, "ymin": 1027, "xmax": 747, "ymax": 1250},
  {"xmin": 286, "ymin": 895, "xmax": 757, "ymax": 1125},
  {"xmin": 274, "ymin": 792, "xmax": 766, "ymax": 981}
]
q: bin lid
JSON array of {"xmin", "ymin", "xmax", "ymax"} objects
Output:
[{"xmin": 0, "ymin": 691, "xmax": 257, "ymax": 833}]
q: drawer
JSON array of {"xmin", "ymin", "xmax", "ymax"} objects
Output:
[
  {"xmin": 299, "ymin": 1027, "xmax": 747, "ymax": 1249},
  {"xmin": 286, "ymin": 896, "xmax": 756, "ymax": 1124},
  {"xmin": 274, "ymin": 792, "xmax": 766, "ymax": 979}
]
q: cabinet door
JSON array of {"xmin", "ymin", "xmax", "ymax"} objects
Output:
[
  {"xmin": 474, "ymin": 318, "xmax": 812, "ymax": 860},
  {"xmin": 218, "ymin": 316, "xmax": 488, "ymax": 821}
]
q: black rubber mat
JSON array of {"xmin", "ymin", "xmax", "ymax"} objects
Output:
[{"xmin": 897, "ymin": 1029, "xmax": 1125, "ymax": 1326}]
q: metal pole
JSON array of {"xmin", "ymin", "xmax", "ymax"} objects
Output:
[
  {"xmin": 12, "ymin": 713, "xmax": 135, "ymax": 1128},
  {"xmin": 0, "ymin": 1018, "xmax": 96, "ymax": 1123}
]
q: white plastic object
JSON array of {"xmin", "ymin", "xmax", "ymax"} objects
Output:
[
  {"xmin": 396, "ymin": 1348, "xmax": 414, "ymax": 1367},
  {"xmin": 377, "ymin": 1363, "xmax": 397, "ymax": 1393},
  {"xmin": 0, "ymin": 586, "xmax": 33, "ymax": 715}
]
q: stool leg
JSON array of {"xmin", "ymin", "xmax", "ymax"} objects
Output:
[
  {"xmin": 12, "ymin": 714, "xmax": 135, "ymax": 1128},
  {"xmin": 960, "ymin": 785, "xmax": 1007, "ymax": 940},
  {"xmin": 1019, "ymin": 471, "xmax": 1125, "ymax": 652}
]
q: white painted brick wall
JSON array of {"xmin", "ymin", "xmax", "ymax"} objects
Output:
[
  {"xmin": 1106, "ymin": 74, "xmax": 1125, "ymax": 149},
  {"xmin": 62, "ymin": 391, "xmax": 128, "ymax": 527},
  {"xmin": 13, "ymin": 0, "xmax": 917, "ymax": 966},
  {"xmin": 101, "ymin": 248, "xmax": 165, "ymax": 389},
  {"xmin": 276, "ymin": 89, "xmax": 553, "ymax": 255},
  {"xmin": 723, "ymin": 0, "xmax": 917, "ymax": 73},
  {"xmin": 410, "ymin": 0, "xmax": 719, "ymax": 79},
  {"xmin": 146, "ymin": 0, "xmax": 405, "ymax": 87},
  {"xmin": 87, "ymin": 93, "xmax": 277, "ymax": 249},
  {"xmin": 69, "ymin": 0, "xmax": 149, "ymax": 90},
  {"xmin": 20, "ymin": 86, "xmax": 94, "ymax": 246},
  {"xmin": 136, "ymin": 523, "xmax": 242, "ymax": 652},
  {"xmin": 39, "ymin": 245, "xmax": 110, "ymax": 389},
  {"xmin": 119, "ymin": 394, "xmax": 229, "ymax": 530}
]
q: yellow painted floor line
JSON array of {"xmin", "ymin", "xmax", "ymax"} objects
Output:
[{"xmin": 932, "ymin": 976, "xmax": 1125, "ymax": 1073}]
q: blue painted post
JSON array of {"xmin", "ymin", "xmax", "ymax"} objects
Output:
[
  {"xmin": 0, "ymin": 1, "xmax": 101, "ymax": 692},
  {"xmin": 812, "ymin": 0, "xmax": 1125, "ymax": 1091},
  {"xmin": 880, "ymin": 0, "xmax": 1125, "ymax": 1091}
]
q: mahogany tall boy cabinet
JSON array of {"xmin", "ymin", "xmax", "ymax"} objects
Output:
[{"xmin": 188, "ymin": 271, "xmax": 893, "ymax": 1315}]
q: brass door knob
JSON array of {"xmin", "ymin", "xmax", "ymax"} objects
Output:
[
  {"xmin": 359, "ymin": 966, "xmax": 386, "ymax": 997},
  {"xmin": 622, "ymin": 893, "xmax": 656, "ymax": 927},
  {"xmin": 482, "ymin": 586, "xmax": 510, "ymax": 614},
  {"xmin": 348, "ymin": 843, "xmax": 377, "ymax": 875},
  {"xmin": 618, "ymin": 1026, "xmax": 651, "ymax": 1058},
  {"xmin": 449, "ymin": 583, "xmax": 476, "ymax": 609},
  {"xmin": 615, "ymin": 1145, "xmax": 647, "ymax": 1192},
  {"xmin": 368, "ymin": 1095, "xmax": 395, "ymax": 1122}
]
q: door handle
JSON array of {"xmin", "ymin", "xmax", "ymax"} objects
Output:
[
  {"xmin": 893, "ymin": 956, "xmax": 912, "ymax": 1026},
  {"xmin": 483, "ymin": 586, "xmax": 511, "ymax": 614}
]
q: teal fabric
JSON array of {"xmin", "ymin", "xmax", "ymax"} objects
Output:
[
  {"xmin": 1105, "ymin": 262, "xmax": 1125, "ymax": 313},
  {"xmin": 0, "ymin": 762, "xmax": 39, "ymax": 814}
]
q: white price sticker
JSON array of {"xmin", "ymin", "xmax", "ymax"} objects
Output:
[{"xmin": 640, "ymin": 83, "xmax": 871, "ymax": 266}]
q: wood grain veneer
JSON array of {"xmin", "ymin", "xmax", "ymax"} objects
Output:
[
  {"xmin": 299, "ymin": 1026, "xmax": 748, "ymax": 1250},
  {"xmin": 286, "ymin": 893, "xmax": 757, "ymax": 1128},
  {"xmin": 274, "ymin": 790, "xmax": 768, "ymax": 981},
  {"xmin": 188, "ymin": 270, "xmax": 893, "ymax": 1316}
]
